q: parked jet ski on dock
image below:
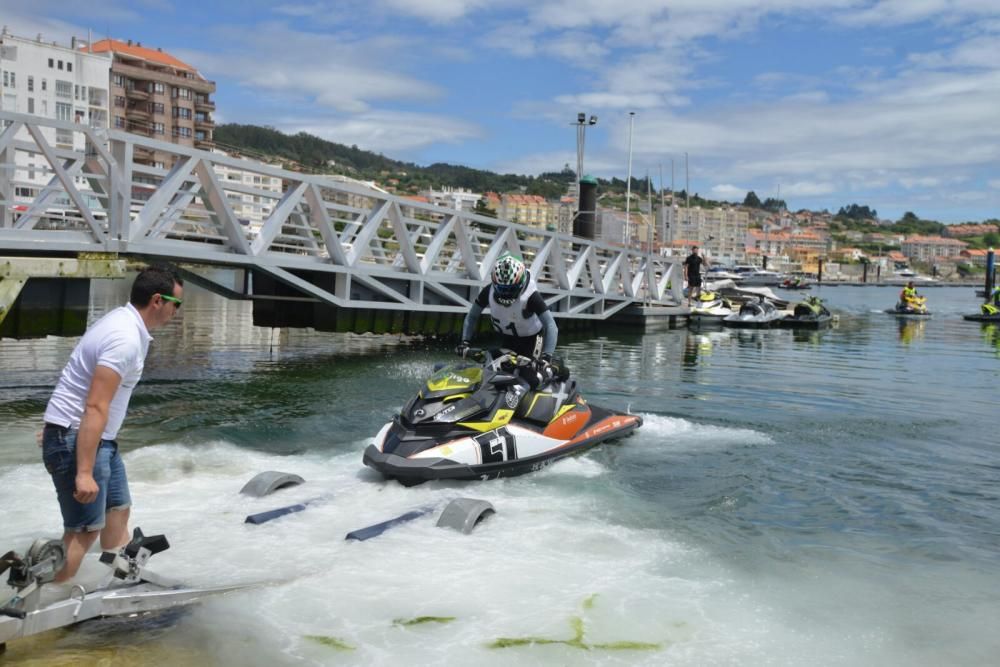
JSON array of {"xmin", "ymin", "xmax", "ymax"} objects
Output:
[
  {"xmin": 781, "ymin": 296, "xmax": 832, "ymax": 329},
  {"xmin": 688, "ymin": 290, "xmax": 734, "ymax": 326},
  {"xmin": 723, "ymin": 296, "xmax": 785, "ymax": 328},
  {"xmin": 1, "ymin": 528, "xmax": 254, "ymax": 646},
  {"xmin": 363, "ymin": 349, "xmax": 642, "ymax": 485}
]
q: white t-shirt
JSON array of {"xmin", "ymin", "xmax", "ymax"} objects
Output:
[{"xmin": 43, "ymin": 303, "xmax": 153, "ymax": 440}]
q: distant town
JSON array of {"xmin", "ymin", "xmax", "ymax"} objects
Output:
[{"xmin": 2, "ymin": 27, "xmax": 996, "ymax": 282}]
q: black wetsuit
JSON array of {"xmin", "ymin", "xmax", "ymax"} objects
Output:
[{"xmin": 684, "ymin": 253, "xmax": 705, "ymax": 287}]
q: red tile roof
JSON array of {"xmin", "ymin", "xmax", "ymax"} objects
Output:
[{"xmin": 87, "ymin": 39, "xmax": 195, "ymax": 72}]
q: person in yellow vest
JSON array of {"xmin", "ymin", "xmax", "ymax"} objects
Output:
[{"xmin": 900, "ymin": 281, "xmax": 919, "ymax": 306}]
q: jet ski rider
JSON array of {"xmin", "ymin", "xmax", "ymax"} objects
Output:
[
  {"xmin": 900, "ymin": 281, "xmax": 920, "ymax": 305},
  {"xmin": 457, "ymin": 252, "xmax": 566, "ymax": 389}
]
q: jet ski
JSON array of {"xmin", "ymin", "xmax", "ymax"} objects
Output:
[
  {"xmin": 363, "ymin": 349, "xmax": 642, "ymax": 485},
  {"xmin": 1, "ymin": 528, "xmax": 254, "ymax": 646},
  {"xmin": 781, "ymin": 296, "xmax": 832, "ymax": 329},
  {"xmin": 723, "ymin": 296, "xmax": 785, "ymax": 328},
  {"xmin": 887, "ymin": 296, "xmax": 930, "ymax": 317},
  {"xmin": 780, "ymin": 277, "xmax": 812, "ymax": 290},
  {"xmin": 963, "ymin": 301, "xmax": 1000, "ymax": 322},
  {"xmin": 688, "ymin": 290, "xmax": 734, "ymax": 327}
]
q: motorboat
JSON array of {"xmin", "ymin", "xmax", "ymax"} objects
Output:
[
  {"xmin": 688, "ymin": 290, "xmax": 734, "ymax": 327},
  {"xmin": 363, "ymin": 349, "xmax": 642, "ymax": 485},
  {"xmin": 781, "ymin": 296, "xmax": 832, "ymax": 329},
  {"xmin": 732, "ymin": 265, "xmax": 786, "ymax": 286},
  {"xmin": 1, "ymin": 529, "xmax": 254, "ymax": 646},
  {"xmin": 723, "ymin": 296, "xmax": 786, "ymax": 328}
]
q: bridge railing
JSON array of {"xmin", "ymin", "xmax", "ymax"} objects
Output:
[{"xmin": 0, "ymin": 111, "xmax": 683, "ymax": 317}]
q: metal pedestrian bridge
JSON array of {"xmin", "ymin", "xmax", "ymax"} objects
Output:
[{"xmin": 0, "ymin": 110, "xmax": 683, "ymax": 335}]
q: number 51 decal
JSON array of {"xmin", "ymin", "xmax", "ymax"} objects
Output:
[{"xmin": 475, "ymin": 427, "xmax": 517, "ymax": 463}]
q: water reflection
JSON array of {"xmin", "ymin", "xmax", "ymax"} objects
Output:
[
  {"xmin": 980, "ymin": 323, "xmax": 1000, "ymax": 357},
  {"xmin": 897, "ymin": 319, "xmax": 926, "ymax": 345}
]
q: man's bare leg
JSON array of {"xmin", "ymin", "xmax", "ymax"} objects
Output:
[
  {"xmin": 100, "ymin": 507, "xmax": 131, "ymax": 551},
  {"xmin": 55, "ymin": 530, "xmax": 100, "ymax": 582}
]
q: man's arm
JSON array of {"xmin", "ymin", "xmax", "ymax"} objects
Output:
[{"xmin": 74, "ymin": 365, "xmax": 121, "ymax": 504}]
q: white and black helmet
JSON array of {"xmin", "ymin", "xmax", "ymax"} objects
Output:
[{"xmin": 491, "ymin": 253, "xmax": 527, "ymax": 306}]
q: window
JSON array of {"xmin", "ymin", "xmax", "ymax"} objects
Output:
[
  {"xmin": 27, "ymin": 76, "xmax": 33, "ymax": 92},
  {"xmin": 48, "ymin": 58, "xmax": 54, "ymax": 68},
  {"xmin": 66, "ymin": 62, "xmax": 72, "ymax": 72},
  {"xmin": 153, "ymin": 122, "xmax": 164, "ymax": 135},
  {"xmin": 172, "ymin": 126, "xmax": 192, "ymax": 138},
  {"xmin": 55, "ymin": 80, "xmax": 72, "ymax": 99},
  {"xmin": 152, "ymin": 102, "xmax": 164, "ymax": 114},
  {"xmin": 113, "ymin": 73, "xmax": 124, "ymax": 87},
  {"xmin": 153, "ymin": 82, "xmax": 165, "ymax": 94},
  {"xmin": 114, "ymin": 95, "xmax": 126, "ymax": 108},
  {"xmin": 57, "ymin": 60, "xmax": 63, "ymax": 70},
  {"xmin": 172, "ymin": 106, "xmax": 192, "ymax": 119},
  {"xmin": 16, "ymin": 187, "xmax": 35, "ymax": 197},
  {"xmin": 41, "ymin": 79, "xmax": 46, "ymax": 91},
  {"xmin": 27, "ymin": 98, "xmax": 33, "ymax": 114},
  {"xmin": 114, "ymin": 116, "xmax": 125, "ymax": 128},
  {"xmin": 2, "ymin": 72, "xmax": 7, "ymax": 87},
  {"xmin": 55, "ymin": 102, "xmax": 72, "ymax": 122}
]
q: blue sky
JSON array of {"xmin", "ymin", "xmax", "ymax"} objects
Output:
[{"xmin": 7, "ymin": 0, "xmax": 1000, "ymax": 222}]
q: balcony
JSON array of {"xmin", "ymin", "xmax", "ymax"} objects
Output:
[
  {"xmin": 194, "ymin": 98, "xmax": 215, "ymax": 112},
  {"xmin": 125, "ymin": 87, "xmax": 150, "ymax": 100},
  {"xmin": 195, "ymin": 138, "xmax": 215, "ymax": 150},
  {"xmin": 126, "ymin": 105, "xmax": 151, "ymax": 119},
  {"xmin": 194, "ymin": 116, "xmax": 214, "ymax": 129}
]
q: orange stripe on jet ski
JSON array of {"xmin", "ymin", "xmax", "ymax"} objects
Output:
[
  {"xmin": 542, "ymin": 405, "xmax": 592, "ymax": 440},
  {"xmin": 565, "ymin": 414, "xmax": 641, "ymax": 446}
]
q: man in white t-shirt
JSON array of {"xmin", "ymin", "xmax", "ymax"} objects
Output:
[{"xmin": 42, "ymin": 266, "xmax": 183, "ymax": 581}]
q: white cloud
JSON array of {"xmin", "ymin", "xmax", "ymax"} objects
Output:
[
  {"xmin": 180, "ymin": 24, "xmax": 441, "ymax": 114},
  {"xmin": 284, "ymin": 110, "xmax": 482, "ymax": 153},
  {"xmin": 710, "ymin": 184, "xmax": 748, "ymax": 199}
]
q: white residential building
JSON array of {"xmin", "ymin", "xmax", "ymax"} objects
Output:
[
  {"xmin": 212, "ymin": 150, "xmax": 284, "ymax": 237},
  {"xmin": 0, "ymin": 30, "xmax": 112, "ymax": 208},
  {"xmin": 421, "ymin": 186, "xmax": 481, "ymax": 212},
  {"xmin": 667, "ymin": 205, "xmax": 750, "ymax": 263}
]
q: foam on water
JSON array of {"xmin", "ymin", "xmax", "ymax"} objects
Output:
[{"xmin": 0, "ymin": 435, "xmax": 821, "ymax": 666}]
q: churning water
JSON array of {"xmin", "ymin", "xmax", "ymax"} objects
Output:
[{"xmin": 1, "ymin": 281, "xmax": 998, "ymax": 665}]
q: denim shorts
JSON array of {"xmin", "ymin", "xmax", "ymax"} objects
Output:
[{"xmin": 42, "ymin": 424, "xmax": 132, "ymax": 532}]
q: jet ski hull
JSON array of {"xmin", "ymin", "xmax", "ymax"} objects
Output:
[
  {"xmin": 886, "ymin": 309, "xmax": 932, "ymax": 318},
  {"xmin": 780, "ymin": 314, "xmax": 831, "ymax": 329},
  {"xmin": 364, "ymin": 405, "xmax": 641, "ymax": 484},
  {"xmin": 963, "ymin": 313, "xmax": 1000, "ymax": 322}
]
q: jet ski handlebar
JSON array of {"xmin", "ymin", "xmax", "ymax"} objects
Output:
[{"xmin": 456, "ymin": 347, "xmax": 536, "ymax": 371}]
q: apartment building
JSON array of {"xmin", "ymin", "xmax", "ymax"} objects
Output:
[
  {"xmin": 211, "ymin": 150, "xmax": 284, "ymax": 237},
  {"xmin": 89, "ymin": 38, "xmax": 215, "ymax": 167},
  {"xmin": 667, "ymin": 206, "xmax": 750, "ymax": 263},
  {"xmin": 0, "ymin": 30, "xmax": 112, "ymax": 205},
  {"xmin": 500, "ymin": 194, "xmax": 554, "ymax": 230},
  {"xmin": 900, "ymin": 235, "xmax": 967, "ymax": 262},
  {"xmin": 420, "ymin": 186, "xmax": 481, "ymax": 212}
]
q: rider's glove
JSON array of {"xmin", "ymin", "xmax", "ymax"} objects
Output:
[
  {"xmin": 535, "ymin": 354, "xmax": 556, "ymax": 382},
  {"xmin": 455, "ymin": 340, "xmax": 471, "ymax": 358}
]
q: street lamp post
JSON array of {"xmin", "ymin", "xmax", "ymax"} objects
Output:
[{"xmin": 625, "ymin": 111, "xmax": 636, "ymax": 247}]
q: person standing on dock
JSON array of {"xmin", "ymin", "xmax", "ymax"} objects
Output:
[
  {"xmin": 41, "ymin": 267, "xmax": 184, "ymax": 582},
  {"xmin": 684, "ymin": 246, "xmax": 709, "ymax": 305}
]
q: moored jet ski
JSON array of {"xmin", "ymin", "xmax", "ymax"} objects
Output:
[
  {"xmin": 688, "ymin": 290, "xmax": 734, "ymax": 326},
  {"xmin": 723, "ymin": 296, "xmax": 785, "ymax": 328},
  {"xmin": 963, "ymin": 302, "xmax": 1000, "ymax": 321},
  {"xmin": 781, "ymin": 296, "xmax": 832, "ymax": 329},
  {"xmin": 363, "ymin": 349, "xmax": 642, "ymax": 485}
]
